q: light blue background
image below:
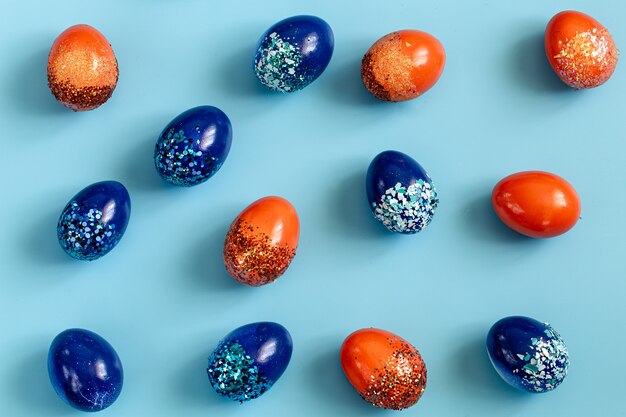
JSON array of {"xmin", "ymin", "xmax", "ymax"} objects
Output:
[{"xmin": 1, "ymin": 1, "xmax": 624, "ymax": 415}]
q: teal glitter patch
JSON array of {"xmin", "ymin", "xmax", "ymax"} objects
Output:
[
  {"xmin": 207, "ymin": 341, "xmax": 273, "ymax": 402},
  {"xmin": 254, "ymin": 32, "xmax": 310, "ymax": 92},
  {"xmin": 372, "ymin": 180, "xmax": 438, "ymax": 233}
]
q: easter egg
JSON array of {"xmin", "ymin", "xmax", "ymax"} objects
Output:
[
  {"xmin": 223, "ymin": 196, "xmax": 299, "ymax": 286},
  {"xmin": 47, "ymin": 24, "xmax": 119, "ymax": 111},
  {"xmin": 362, "ymin": 30, "xmax": 445, "ymax": 102},
  {"xmin": 545, "ymin": 11, "xmax": 618, "ymax": 89},
  {"xmin": 487, "ymin": 316, "xmax": 569, "ymax": 393},
  {"xmin": 57, "ymin": 181, "xmax": 131, "ymax": 261},
  {"xmin": 154, "ymin": 106, "xmax": 232, "ymax": 187},
  {"xmin": 492, "ymin": 171, "xmax": 580, "ymax": 238},
  {"xmin": 366, "ymin": 150, "xmax": 438, "ymax": 234},
  {"xmin": 340, "ymin": 328, "xmax": 427, "ymax": 410},
  {"xmin": 48, "ymin": 328, "xmax": 123, "ymax": 411},
  {"xmin": 207, "ymin": 322, "xmax": 293, "ymax": 402},
  {"xmin": 254, "ymin": 15, "xmax": 334, "ymax": 92}
]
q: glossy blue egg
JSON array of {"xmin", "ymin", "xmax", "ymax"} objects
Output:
[
  {"xmin": 48, "ymin": 329, "xmax": 123, "ymax": 412},
  {"xmin": 487, "ymin": 316, "xmax": 569, "ymax": 393},
  {"xmin": 366, "ymin": 150, "xmax": 438, "ymax": 234},
  {"xmin": 57, "ymin": 181, "xmax": 131, "ymax": 260},
  {"xmin": 207, "ymin": 322, "xmax": 293, "ymax": 402},
  {"xmin": 254, "ymin": 15, "xmax": 334, "ymax": 92},
  {"xmin": 154, "ymin": 106, "xmax": 232, "ymax": 187}
]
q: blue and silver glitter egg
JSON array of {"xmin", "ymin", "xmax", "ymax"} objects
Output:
[
  {"xmin": 154, "ymin": 106, "xmax": 232, "ymax": 187},
  {"xmin": 253, "ymin": 15, "xmax": 334, "ymax": 92},
  {"xmin": 48, "ymin": 328, "xmax": 124, "ymax": 412},
  {"xmin": 57, "ymin": 181, "xmax": 130, "ymax": 261},
  {"xmin": 487, "ymin": 316, "xmax": 569, "ymax": 393},
  {"xmin": 366, "ymin": 150, "xmax": 438, "ymax": 234},
  {"xmin": 207, "ymin": 322, "xmax": 293, "ymax": 402}
]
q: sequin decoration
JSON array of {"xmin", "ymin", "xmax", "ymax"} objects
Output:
[{"xmin": 253, "ymin": 15, "xmax": 334, "ymax": 92}]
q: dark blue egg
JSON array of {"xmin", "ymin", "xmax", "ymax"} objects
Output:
[
  {"xmin": 486, "ymin": 316, "xmax": 569, "ymax": 393},
  {"xmin": 253, "ymin": 15, "xmax": 334, "ymax": 92},
  {"xmin": 48, "ymin": 329, "xmax": 123, "ymax": 412},
  {"xmin": 207, "ymin": 322, "xmax": 293, "ymax": 402},
  {"xmin": 366, "ymin": 150, "xmax": 438, "ymax": 234},
  {"xmin": 154, "ymin": 106, "xmax": 232, "ymax": 187},
  {"xmin": 57, "ymin": 181, "xmax": 131, "ymax": 261}
]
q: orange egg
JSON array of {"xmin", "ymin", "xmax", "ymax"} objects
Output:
[
  {"xmin": 361, "ymin": 30, "xmax": 446, "ymax": 102},
  {"xmin": 545, "ymin": 11, "xmax": 618, "ymax": 89},
  {"xmin": 48, "ymin": 24, "xmax": 119, "ymax": 111},
  {"xmin": 223, "ymin": 196, "xmax": 299, "ymax": 287},
  {"xmin": 340, "ymin": 328, "xmax": 427, "ymax": 410}
]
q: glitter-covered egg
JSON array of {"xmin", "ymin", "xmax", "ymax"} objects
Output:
[
  {"xmin": 362, "ymin": 30, "xmax": 445, "ymax": 102},
  {"xmin": 48, "ymin": 24, "xmax": 119, "ymax": 111},
  {"xmin": 340, "ymin": 328, "xmax": 427, "ymax": 410},
  {"xmin": 48, "ymin": 328, "xmax": 123, "ymax": 412},
  {"xmin": 487, "ymin": 316, "xmax": 569, "ymax": 393},
  {"xmin": 57, "ymin": 181, "xmax": 131, "ymax": 261},
  {"xmin": 223, "ymin": 196, "xmax": 299, "ymax": 286},
  {"xmin": 154, "ymin": 106, "xmax": 232, "ymax": 187},
  {"xmin": 492, "ymin": 171, "xmax": 580, "ymax": 238},
  {"xmin": 253, "ymin": 15, "xmax": 334, "ymax": 92},
  {"xmin": 545, "ymin": 11, "xmax": 618, "ymax": 89},
  {"xmin": 366, "ymin": 150, "xmax": 438, "ymax": 234},
  {"xmin": 207, "ymin": 322, "xmax": 293, "ymax": 402}
]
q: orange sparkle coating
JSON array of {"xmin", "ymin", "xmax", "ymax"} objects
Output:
[
  {"xmin": 223, "ymin": 196, "xmax": 299, "ymax": 287},
  {"xmin": 361, "ymin": 30, "xmax": 445, "ymax": 102},
  {"xmin": 340, "ymin": 328, "xmax": 427, "ymax": 410},
  {"xmin": 545, "ymin": 10, "xmax": 618, "ymax": 89},
  {"xmin": 47, "ymin": 24, "xmax": 119, "ymax": 111}
]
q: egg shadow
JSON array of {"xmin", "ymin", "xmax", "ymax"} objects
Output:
[
  {"xmin": 172, "ymin": 349, "xmax": 225, "ymax": 409},
  {"xmin": 8, "ymin": 348, "xmax": 74, "ymax": 416},
  {"xmin": 323, "ymin": 55, "xmax": 383, "ymax": 107},
  {"xmin": 23, "ymin": 204, "xmax": 77, "ymax": 267},
  {"xmin": 121, "ymin": 129, "xmax": 171, "ymax": 194},
  {"xmin": 214, "ymin": 45, "xmax": 280, "ymax": 98}
]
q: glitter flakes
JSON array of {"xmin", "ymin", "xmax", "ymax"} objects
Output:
[
  {"xmin": 254, "ymin": 32, "xmax": 309, "ymax": 92},
  {"xmin": 372, "ymin": 180, "xmax": 438, "ymax": 234}
]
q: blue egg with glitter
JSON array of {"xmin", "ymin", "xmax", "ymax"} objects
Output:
[
  {"xmin": 57, "ymin": 181, "xmax": 130, "ymax": 261},
  {"xmin": 487, "ymin": 316, "xmax": 569, "ymax": 393},
  {"xmin": 154, "ymin": 106, "xmax": 232, "ymax": 187},
  {"xmin": 48, "ymin": 328, "xmax": 123, "ymax": 412},
  {"xmin": 253, "ymin": 15, "xmax": 334, "ymax": 92},
  {"xmin": 366, "ymin": 150, "xmax": 438, "ymax": 234},
  {"xmin": 207, "ymin": 322, "xmax": 293, "ymax": 402}
]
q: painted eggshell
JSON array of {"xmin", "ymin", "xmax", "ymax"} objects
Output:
[
  {"xmin": 207, "ymin": 322, "xmax": 293, "ymax": 402},
  {"xmin": 340, "ymin": 328, "xmax": 427, "ymax": 410},
  {"xmin": 254, "ymin": 15, "xmax": 334, "ymax": 92},
  {"xmin": 492, "ymin": 171, "xmax": 580, "ymax": 238},
  {"xmin": 545, "ymin": 11, "xmax": 618, "ymax": 89},
  {"xmin": 57, "ymin": 181, "xmax": 130, "ymax": 261},
  {"xmin": 48, "ymin": 328, "xmax": 123, "ymax": 411},
  {"xmin": 487, "ymin": 316, "xmax": 569, "ymax": 393},
  {"xmin": 223, "ymin": 196, "xmax": 299, "ymax": 286},
  {"xmin": 154, "ymin": 106, "xmax": 232, "ymax": 187},
  {"xmin": 362, "ymin": 30, "xmax": 446, "ymax": 101},
  {"xmin": 366, "ymin": 150, "xmax": 438, "ymax": 234},
  {"xmin": 48, "ymin": 24, "xmax": 119, "ymax": 111}
]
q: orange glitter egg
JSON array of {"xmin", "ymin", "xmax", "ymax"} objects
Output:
[
  {"xmin": 545, "ymin": 11, "xmax": 618, "ymax": 89},
  {"xmin": 340, "ymin": 328, "xmax": 427, "ymax": 410},
  {"xmin": 361, "ymin": 30, "xmax": 445, "ymax": 102},
  {"xmin": 223, "ymin": 196, "xmax": 299, "ymax": 287},
  {"xmin": 47, "ymin": 24, "xmax": 119, "ymax": 111}
]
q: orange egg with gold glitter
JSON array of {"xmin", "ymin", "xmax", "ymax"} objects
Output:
[
  {"xmin": 545, "ymin": 11, "xmax": 618, "ymax": 89},
  {"xmin": 223, "ymin": 196, "xmax": 299, "ymax": 287},
  {"xmin": 361, "ymin": 30, "xmax": 445, "ymax": 102},
  {"xmin": 48, "ymin": 24, "xmax": 119, "ymax": 111},
  {"xmin": 340, "ymin": 328, "xmax": 427, "ymax": 410}
]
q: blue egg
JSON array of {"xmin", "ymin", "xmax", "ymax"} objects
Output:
[
  {"xmin": 366, "ymin": 150, "xmax": 438, "ymax": 234},
  {"xmin": 254, "ymin": 15, "xmax": 334, "ymax": 92},
  {"xmin": 487, "ymin": 316, "xmax": 569, "ymax": 393},
  {"xmin": 57, "ymin": 181, "xmax": 131, "ymax": 261},
  {"xmin": 48, "ymin": 329, "xmax": 123, "ymax": 412},
  {"xmin": 207, "ymin": 322, "xmax": 293, "ymax": 402},
  {"xmin": 154, "ymin": 106, "xmax": 232, "ymax": 187}
]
